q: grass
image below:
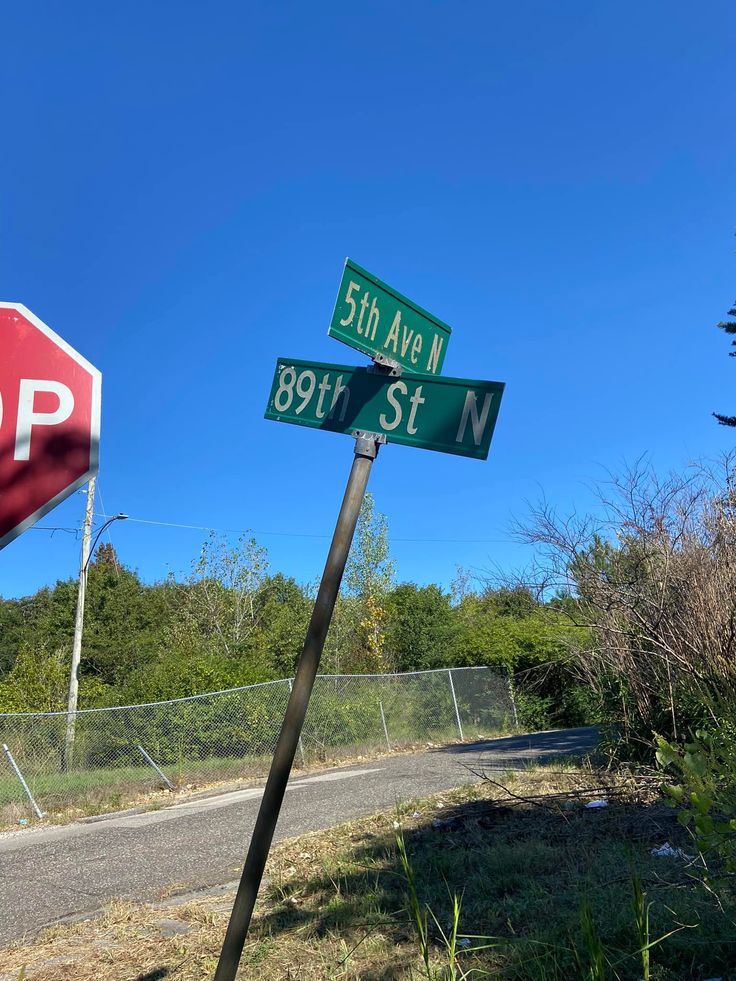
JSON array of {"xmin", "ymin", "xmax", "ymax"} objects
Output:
[{"xmin": 1, "ymin": 765, "xmax": 733, "ymax": 979}]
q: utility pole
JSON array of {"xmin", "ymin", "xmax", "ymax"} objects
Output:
[{"xmin": 63, "ymin": 475, "xmax": 96, "ymax": 770}]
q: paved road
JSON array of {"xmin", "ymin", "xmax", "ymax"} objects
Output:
[{"xmin": 0, "ymin": 726, "xmax": 597, "ymax": 944}]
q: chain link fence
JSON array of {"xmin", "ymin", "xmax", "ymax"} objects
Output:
[{"xmin": 0, "ymin": 666, "xmax": 515, "ymax": 825}]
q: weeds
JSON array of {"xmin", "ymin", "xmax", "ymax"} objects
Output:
[
  {"xmin": 1, "ymin": 769, "xmax": 733, "ymax": 979},
  {"xmin": 632, "ymin": 874, "xmax": 650, "ymax": 981},
  {"xmin": 396, "ymin": 826, "xmax": 433, "ymax": 976},
  {"xmin": 575, "ymin": 900, "xmax": 608, "ymax": 980},
  {"xmin": 396, "ymin": 826, "xmax": 468, "ymax": 979},
  {"xmin": 388, "ymin": 774, "xmax": 731, "ymax": 980}
]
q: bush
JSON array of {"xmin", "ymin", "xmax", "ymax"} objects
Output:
[
  {"xmin": 656, "ymin": 722, "xmax": 736, "ymax": 872},
  {"xmin": 520, "ymin": 457, "xmax": 736, "ymax": 751}
]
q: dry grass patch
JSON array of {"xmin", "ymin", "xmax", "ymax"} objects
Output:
[{"xmin": 1, "ymin": 765, "xmax": 732, "ymax": 980}]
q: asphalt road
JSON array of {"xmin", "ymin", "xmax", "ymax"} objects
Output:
[{"xmin": 0, "ymin": 726, "xmax": 598, "ymax": 944}]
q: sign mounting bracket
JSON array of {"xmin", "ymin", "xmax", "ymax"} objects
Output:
[{"xmin": 369, "ymin": 353, "xmax": 402, "ymax": 376}]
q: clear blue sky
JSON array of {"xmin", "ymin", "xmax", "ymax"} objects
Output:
[{"xmin": 1, "ymin": 1, "xmax": 734, "ymax": 599}]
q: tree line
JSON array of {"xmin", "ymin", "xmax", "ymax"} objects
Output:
[
  {"xmin": 4, "ymin": 447, "xmax": 733, "ymax": 751},
  {"xmin": 0, "ymin": 494, "xmax": 591, "ymax": 729}
]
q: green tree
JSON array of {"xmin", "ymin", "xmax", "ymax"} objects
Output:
[
  {"xmin": 19, "ymin": 580, "xmax": 77, "ymax": 657},
  {"xmin": 173, "ymin": 533, "xmax": 270, "ymax": 661},
  {"xmin": 341, "ymin": 493, "xmax": 395, "ymax": 671},
  {"xmin": 0, "ymin": 643, "xmax": 68, "ymax": 712},
  {"xmin": 0, "ymin": 599, "xmax": 26, "ymax": 677},
  {"xmin": 713, "ymin": 300, "xmax": 736, "ymax": 427},
  {"xmin": 120, "ymin": 642, "xmax": 241, "ymax": 702},
  {"xmin": 82, "ymin": 548, "xmax": 174, "ymax": 688},
  {"xmin": 484, "ymin": 586, "xmax": 539, "ymax": 619},
  {"xmin": 250, "ymin": 573, "xmax": 311, "ymax": 677},
  {"xmin": 385, "ymin": 583, "xmax": 458, "ymax": 671},
  {"xmin": 451, "ymin": 587, "xmax": 593, "ymax": 727},
  {"xmin": 0, "ymin": 544, "xmax": 177, "ymax": 702},
  {"xmin": 320, "ymin": 591, "xmax": 360, "ymax": 675}
]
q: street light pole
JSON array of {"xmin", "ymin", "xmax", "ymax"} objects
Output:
[{"xmin": 62, "ymin": 483, "xmax": 127, "ymax": 769}]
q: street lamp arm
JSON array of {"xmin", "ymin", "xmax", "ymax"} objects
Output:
[{"xmin": 83, "ymin": 514, "xmax": 129, "ymax": 572}]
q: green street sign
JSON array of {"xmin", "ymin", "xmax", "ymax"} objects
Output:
[
  {"xmin": 328, "ymin": 259, "xmax": 452, "ymax": 375},
  {"xmin": 265, "ymin": 358, "xmax": 504, "ymax": 460}
]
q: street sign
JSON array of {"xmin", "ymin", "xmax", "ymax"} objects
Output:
[
  {"xmin": 328, "ymin": 259, "xmax": 452, "ymax": 375},
  {"xmin": 265, "ymin": 357, "xmax": 504, "ymax": 460},
  {"xmin": 0, "ymin": 303, "xmax": 101, "ymax": 550},
  {"xmin": 220, "ymin": 262, "xmax": 507, "ymax": 978}
]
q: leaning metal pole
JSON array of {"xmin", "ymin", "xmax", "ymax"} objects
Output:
[
  {"xmin": 214, "ymin": 433, "xmax": 379, "ymax": 981},
  {"xmin": 2, "ymin": 743, "xmax": 45, "ymax": 820}
]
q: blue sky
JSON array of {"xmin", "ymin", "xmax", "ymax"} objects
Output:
[{"xmin": 1, "ymin": 1, "xmax": 734, "ymax": 598}]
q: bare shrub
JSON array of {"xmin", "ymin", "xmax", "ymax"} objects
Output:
[{"xmin": 517, "ymin": 454, "xmax": 736, "ymax": 744}]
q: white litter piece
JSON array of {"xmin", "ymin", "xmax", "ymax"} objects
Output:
[
  {"xmin": 585, "ymin": 799, "xmax": 609, "ymax": 809},
  {"xmin": 651, "ymin": 841, "xmax": 692, "ymax": 860}
]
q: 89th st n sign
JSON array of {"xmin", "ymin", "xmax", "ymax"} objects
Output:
[
  {"xmin": 0, "ymin": 302, "xmax": 101, "ymax": 550},
  {"xmin": 265, "ymin": 357, "xmax": 504, "ymax": 459}
]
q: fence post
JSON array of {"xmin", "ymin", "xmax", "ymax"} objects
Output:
[
  {"xmin": 137, "ymin": 745, "xmax": 175, "ymax": 790},
  {"xmin": 2, "ymin": 743, "xmax": 45, "ymax": 820},
  {"xmin": 506, "ymin": 665, "xmax": 520, "ymax": 730},
  {"xmin": 447, "ymin": 670, "xmax": 464, "ymax": 741},
  {"xmin": 378, "ymin": 700, "xmax": 391, "ymax": 751},
  {"xmin": 288, "ymin": 679, "xmax": 307, "ymax": 766}
]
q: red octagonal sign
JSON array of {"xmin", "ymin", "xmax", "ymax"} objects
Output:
[{"xmin": 0, "ymin": 302, "xmax": 101, "ymax": 550}]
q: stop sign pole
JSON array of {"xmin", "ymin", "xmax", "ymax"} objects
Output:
[{"xmin": 215, "ymin": 431, "xmax": 380, "ymax": 980}]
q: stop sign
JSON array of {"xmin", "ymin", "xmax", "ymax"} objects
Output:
[{"xmin": 0, "ymin": 302, "xmax": 101, "ymax": 550}]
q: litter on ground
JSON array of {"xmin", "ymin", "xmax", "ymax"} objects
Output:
[{"xmin": 651, "ymin": 841, "xmax": 693, "ymax": 860}]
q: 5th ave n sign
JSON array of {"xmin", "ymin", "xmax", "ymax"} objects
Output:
[{"xmin": 0, "ymin": 302, "xmax": 101, "ymax": 550}]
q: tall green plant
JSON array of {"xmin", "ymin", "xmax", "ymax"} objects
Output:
[
  {"xmin": 574, "ymin": 901, "xmax": 608, "ymax": 981},
  {"xmin": 656, "ymin": 726, "xmax": 736, "ymax": 871},
  {"xmin": 631, "ymin": 874, "xmax": 650, "ymax": 981},
  {"xmin": 395, "ymin": 826, "xmax": 468, "ymax": 980}
]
